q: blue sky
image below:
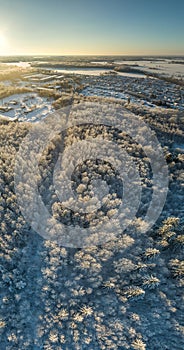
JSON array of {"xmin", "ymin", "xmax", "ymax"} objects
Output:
[{"xmin": 0, "ymin": 0, "xmax": 183, "ymax": 55}]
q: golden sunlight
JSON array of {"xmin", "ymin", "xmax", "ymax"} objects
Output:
[{"xmin": 0, "ymin": 33, "xmax": 8, "ymax": 55}]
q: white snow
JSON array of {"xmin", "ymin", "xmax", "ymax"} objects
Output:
[
  {"xmin": 114, "ymin": 59, "xmax": 184, "ymax": 78},
  {"xmin": 0, "ymin": 93, "xmax": 54, "ymax": 122}
]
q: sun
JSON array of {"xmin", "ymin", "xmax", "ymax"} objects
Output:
[{"xmin": 0, "ymin": 33, "xmax": 8, "ymax": 55}]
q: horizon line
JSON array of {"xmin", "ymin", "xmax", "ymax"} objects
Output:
[{"xmin": 0, "ymin": 54, "xmax": 184, "ymax": 57}]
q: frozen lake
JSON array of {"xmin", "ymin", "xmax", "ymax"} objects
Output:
[
  {"xmin": 48, "ymin": 67, "xmax": 112, "ymax": 75},
  {"xmin": 43, "ymin": 66, "xmax": 147, "ymax": 78}
]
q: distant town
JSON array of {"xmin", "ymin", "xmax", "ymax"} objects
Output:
[{"xmin": 0, "ymin": 56, "xmax": 183, "ymax": 123}]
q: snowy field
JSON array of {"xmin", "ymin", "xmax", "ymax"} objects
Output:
[{"xmin": 114, "ymin": 58, "xmax": 184, "ymax": 78}]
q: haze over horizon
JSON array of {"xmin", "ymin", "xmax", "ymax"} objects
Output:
[{"xmin": 0, "ymin": 0, "xmax": 183, "ymax": 56}]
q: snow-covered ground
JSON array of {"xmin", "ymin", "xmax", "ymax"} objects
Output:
[
  {"xmin": 39, "ymin": 58, "xmax": 183, "ymax": 78},
  {"xmin": 0, "ymin": 114, "xmax": 183, "ymax": 349},
  {"xmin": 0, "ymin": 58, "xmax": 184, "ymax": 349},
  {"xmin": 81, "ymin": 74, "xmax": 184, "ymax": 110},
  {"xmin": 114, "ymin": 59, "xmax": 184, "ymax": 78},
  {"xmin": 43, "ymin": 67, "xmax": 111, "ymax": 75},
  {"xmin": 0, "ymin": 93, "xmax": 54, "ymax": 122},
  {"xmin": 118, "ymin": 71, "xmax": 146, "ymax": 78},
  {"xmin": 0, "ymin": 58, "xmax": 183, "ymax": 126},
  {"xmin": 43, "ymin": 66, "xmax": 147, "ymax": 78},
  {"xmin": 4, "ymin": 62, "xmax": 31, "ymax": 69}
]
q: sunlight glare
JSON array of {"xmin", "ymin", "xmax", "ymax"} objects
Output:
[{"xmin": 0, "ymin": 33, "xmax": 8, "ymax": 55}]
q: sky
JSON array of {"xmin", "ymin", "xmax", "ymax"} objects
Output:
[{"xmin": 0, "ymin": 0, "xmax": 183, "ymax": 56}]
